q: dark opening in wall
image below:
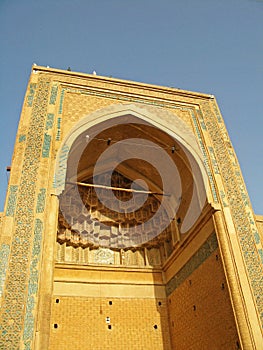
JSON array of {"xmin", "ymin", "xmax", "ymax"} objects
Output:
[
  {"xmin": 109, "ymin": 301, "xmax": 112, "ymax": 305},
  {"xmin": 54, "ymin": 324, "xmax": 58, "ymax": 329},
  {"xmin": 55, "ymin": 298, "xmax": 60, "ymax": 303},
  {"xmin": 153, "ymin": 324, "xmax": 158, "ymax": 330},
  {"xmin": 108, "ymin": 325, "xmax": 112, "ymax": 330}
]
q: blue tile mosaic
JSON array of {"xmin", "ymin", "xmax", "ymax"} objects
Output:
[
  {"xmin": 45, "ymin": 113, "xmax": 54, "ymax": 130},
  {"xmin": 19, "ymin": 135, "xmax": 26, "ymax": 143},
  {"xmin": 23, "ymin": 219, "xmax": 43, "ymax": 349},
  {"xmin": 0, "ymin": 244, "xmax": 10, "ymax": 298},
  {"xmin": 6, "ymin": 185, "xmax": 18, "ymax": 217},
  {"xmin": 42, "ymin": 133, "xmax": 51, "ymax": 158},
  {"xmin": 36, "ymin": 189, "xmax": 46, "ymax": 213},
  {"xmin": 49, "ymin": 85, "xmax": 58, "ymax": 105}
]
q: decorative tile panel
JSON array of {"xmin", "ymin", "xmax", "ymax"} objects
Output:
[
  {"xmin": 94, "ymin": 248, "xmax": 114, "ymax": 265},
  {"xmin": 56, "ymin": 117, "xmax": 61, "ymax": 141},
  {"xmin": 19, "ymin": 135, "xmax": 26, "ymax": 143},
  {"xmin": 0, "ymin": 244, "xmax": 10, "ymax": 298},
  {"xmin": 23, "ymin": 219, "xmax": 43, "ymax": 350},
  {"xmin": 42, "ymin": 133, "xmax": 51, "ymax": 158},
  {"xmin": 220, "ymin": 190, "xmax": 228, "ymax": 207},
  {"xmin": 49, "ymin": 85, "xmax": 58, "ymax": 105},
  {"xmin": 208, "ymin": 146, "xmax": 220, "ymax": 174},
  {"xmin": 53, "ymin": 144, "xmax": 69, "ymax": 190},
  {"xmin": 27, "ymin": 83, "xmax": 37, "ymax": 107},
  {"xmin": 36, "ymin": 189, "xmax": 46, "ymax": 214},
  {"xmin": 190, "ymin": 111, "xmax": 218, "ymax": 202},
  {"xmin": 45, "ymin": 113, "xmax": 54, "ymax": 130},
  {"xmin": 58, "ymin": 89, "xmax": 65, "ymax": 114},
  {"xmin": 6, "ymin": 185, "xmax": 18, "ymax": 217}
]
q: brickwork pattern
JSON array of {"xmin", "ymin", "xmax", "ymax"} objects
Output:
[
  {"xmin": 49, "ymin": 297, "xmax": 171, "ymax": 350},
  {"xmin": 168, "ymin": 249, "xmax": 240, "ymax": 350}
]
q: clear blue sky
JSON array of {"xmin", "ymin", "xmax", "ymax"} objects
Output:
[{"xmin": 0, "ymin": 0, "xmax": 262, "ymax": 214}]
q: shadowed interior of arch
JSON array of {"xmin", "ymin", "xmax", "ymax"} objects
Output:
[{"xmin": 57, "ymin": 118, "xmax": 207, "ymax": 257}]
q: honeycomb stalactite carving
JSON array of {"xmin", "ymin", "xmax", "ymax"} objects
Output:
[{"xmin": 57, "ymin": 172, "xmax": 177, "ymax": 266}]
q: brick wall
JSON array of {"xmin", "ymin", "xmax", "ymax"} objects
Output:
[
  {"xmin": 167, "ymin": 249, "xmax": 240, "ymax": 350},
  {"xmin": 49, "ymin": 296, "xmax": 171, "ymax": 350}
]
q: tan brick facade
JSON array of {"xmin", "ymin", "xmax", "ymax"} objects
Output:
[
  {"xmin": 168, "ymin": 249, "xmax": 239, "ymax": 350},
  {"xmin": 0, "ymin": 66, "xmax": 262, "ymax": 349},
  {"xmin": 49, "ymin": 297, "xmax": 171, "ymax": 350}
]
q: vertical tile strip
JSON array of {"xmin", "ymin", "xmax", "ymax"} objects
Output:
[
  {"xmin": 6, "ymin": 185, "xmax": 18, "ymax": 217},
  {"xmin": 190, "ymin": 111, "xmax": 218, "ymax": 202},
  {"xmin": 0, "ymin": 77, "xmax": 50, "ymax": 349},
  {"xmin": 202, "ymin": 100, "xmax": 263, "ymax": 326},
  {"xmin": 23, "ymin": 219, "xmax": 43, "ymax": 349},
  {"xmin": 0, "ymin": 244, "xmax": 10, "ymax": 298}
]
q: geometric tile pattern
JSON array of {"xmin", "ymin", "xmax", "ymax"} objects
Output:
[
  {"xmin": 0, "ymin": 244, "xmax": 10, "ymax": 298},
  {"xmin": 5, "ymin": 185, "xmax": 18, "ymax": 217},
  {"xmin": 27, "ymin": 83, "xmax": 37, "ymax": 107},
  {"xmin": 190, "ymin": 112, "xmax": 218, "ymax": 202},
  {"xmin": 19, "ymin": 135, "xmax": 26, "ymax": 143},
  {"xmin": 42, "ymin": 133, "xmax": 51, "ymax": 158},
  {"xmin": 36, "ymin": 189, "xmax": 46, "ymax": 214},
  {"xmin": 45, "ymin": 113, "xmax": 54, "ymax": 130},
  {"xmin": 23, "ymin": 219, "xmax": 43, "ymax": 350},
  {"xmin": 49, "ymin": 85, "xmax": 58, "ymax": 105}
]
